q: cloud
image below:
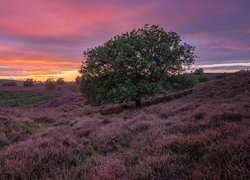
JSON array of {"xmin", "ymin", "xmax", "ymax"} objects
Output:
[
  {"xmin": 0, "ymin": 59, "xmax": 80, "ymax": 79},
  {"xmin": 0, "ymin": 0, "xmax": 249, "ymax": 79}
]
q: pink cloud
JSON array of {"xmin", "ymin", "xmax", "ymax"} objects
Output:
[
  {"xmin": 0, "ymin": 45, "xmax": 17, "ymax": 51},
  {"xmin": 222, "ymin": 41, "xmax": 250, "ymax": 51},
  {"xmin": 0, "ymin": 0, "xmax": 249, "ymax": 79}
]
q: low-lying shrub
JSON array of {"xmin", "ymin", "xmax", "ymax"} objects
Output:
[
  {"xmin": 166, "ymin": 74, "xmax": 199, "ymax": 90},
  {"xmin": 192, "ymin": 135, "xmax": 249, "ymax": 180},
  {"xmin": 197, "ymin": 75, "xmax": 208, "ymax": 82},
  {"xmin": 0, "ymin": 128, "xmax": 85, "ymax": 179}
]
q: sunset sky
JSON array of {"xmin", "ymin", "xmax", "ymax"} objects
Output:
[{"xmin": 0, "ymin": 0, "xmax": 249, "ymax": 81}]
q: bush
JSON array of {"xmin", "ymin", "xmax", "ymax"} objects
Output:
[
  {"xmin": 44, "ymin": 78, "xmax": 56, "ymax": 90},
  {"xmin": 23, "ymin": 79, "xmax": 34, "ymax": 87},
  {"xmin": 197, "ymin": 75, "xmax": 208, "ymax": 82},
  {"xmin": 56, "ymin": 78, "xmax": 65, "ymax": 85},
  {"xmin": 167, "ymin": 74, "xmax": 199, "ymax": 90},
  {"xmin": 238, "ymin": 69, "xmax": 250, "ymax": 73},
  {"xmin": 194, "ymin": 68, "xmax": 204, "ymax": 75}
]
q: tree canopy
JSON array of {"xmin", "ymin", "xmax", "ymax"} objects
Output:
[{"xmin": 79, "ymin": 24, "xmax": 195, "ymax": 106}]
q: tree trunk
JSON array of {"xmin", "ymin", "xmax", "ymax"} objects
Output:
[{"xmin": 135, "ymin": 99, "xmax": 142, "ymax": 107}]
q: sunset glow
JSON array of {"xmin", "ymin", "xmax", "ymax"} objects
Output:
[{"xmin": 0, "ymin": 0, "xmax": 249, "ymax": 80}]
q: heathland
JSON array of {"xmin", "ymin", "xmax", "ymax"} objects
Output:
[{"xmin": 0, "ymin": 72, "xmax": 249, "ymax": 179}]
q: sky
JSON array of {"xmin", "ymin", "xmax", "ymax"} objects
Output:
[{"xmin": 0, "ymin": 0, "xmax": 249, "ymax": 81}]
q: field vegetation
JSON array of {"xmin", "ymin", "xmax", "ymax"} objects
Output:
[
  {"xmin": 0, "ymin": 91, "xmax": 55, "ymax": 107},
  {"xmin": 0, "ymin": 72, "xmax": 249, "ymax": 179}
]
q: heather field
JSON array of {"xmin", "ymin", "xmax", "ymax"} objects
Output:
[{"xmin": 0, "ymin": 72, "xmax": 249, "ymax": 179}]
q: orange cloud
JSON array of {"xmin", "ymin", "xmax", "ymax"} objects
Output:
[
  {"xmin": 0, "ymin": 59, "xmax": 80, "ymax": 81},
  {"xmin": 0, "ymin": 0, "xmax": 249, "ymax": 79}
]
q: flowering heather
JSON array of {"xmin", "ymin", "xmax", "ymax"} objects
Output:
[
  {"xmin": 0, "ymin": 72, "xmax": 249, "ymax": 179},
  {"xmin": 193, "ymin": 132, "xmax": 250, "ymax": 180},
  {"xmin": 92, "ymin": 156, "xmax": 128, "ymax": 180},
  {"xmin": 0, "ymin": 128, "xmax": 85, "ymax": 179},
  {"xmin": 0, "ymin": 109, "xmax": 32, "ymax": 148}
]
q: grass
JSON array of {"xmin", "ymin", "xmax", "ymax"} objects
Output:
[
  {"xmin": 0, "ymin": 91, "xmax": 56, "ymax": 107},
  {"xmin": 25, "ymin": 122, "xmax": 53, "ymax": 134}
]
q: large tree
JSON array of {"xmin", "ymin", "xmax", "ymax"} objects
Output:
[{"xmin": 79, "ymin": 24, "xmax": 195, "ymax": 106}]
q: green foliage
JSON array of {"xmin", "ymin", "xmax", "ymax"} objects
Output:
[
  {"xmin": 25, "ymin": 122, "xmax": 53, "ymax": 135},
  {"xmin": 197, "ymin": 75, "xmax": 208, "ymax": 82},
  {"xmin": 79, "ymin": 24, "xmax": 195, "ymax": 105},
  {"xmin": 169, "ymin": 142, "xmax": 204, "ymax": 168},
  {"xmin": 164, "ymin": 74, "xmax": 208, "ymax": 91},
  {"xmin": 166, "ymin": 74, "xmax": 199, "ymax": 90},
  {"xmin": 23, "ymin": 79, "xmax": 34, "ymax": 87},
  {"xmin": 0, "ymin": 91, "xmax": 55, "ymax": 107}
]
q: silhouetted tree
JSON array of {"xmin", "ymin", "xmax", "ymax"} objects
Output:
[
  {"xmin": 56, "ymin": 78, "xmax": 65, "ymax": 85},
  {"xmin": 194, "ymin": 68, "xmax": 204, "ymax": 75},
  {"xmin": 23, "ymin": 79, "xmax": 34, "ymax": 87},
  {"xmin": 45, "ymin": 78, "xmax": 56, "ymax": 90},
  {"xmin": 79, "ymin": 24, "xmax": 195, "ymax": 106},
  {"xmin": 75, "ymin": 76, "xmax": 81, "ymax": 84}
]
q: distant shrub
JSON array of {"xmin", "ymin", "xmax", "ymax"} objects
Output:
[
  {"xmin": 238, "ymin": 69, "xmax": 250, "ymax": 73},
  {"xmin": 45, "ymin": 78, "xmax": 56, "ymax": 90},
  {"xmin": 23, "ymin": 78, "xmax": 34, "ymax": 87},
  {"xmin": 56, "ymin": 78, "xmax": 65, "ymax": 85},
  {"xmin": 75, "ymin": 76, "xmax": 81, "ymax": 84},
  {"xmin": 167, "ymin": 74, "xmax": 199, "ymax": 90},
  {"xmin": 1, "ymin": 81, "xmax": 17, "ymax": 87},
  {"xmin": 193, "ymin": 68, "xmax": 204, "ymax": 75}
]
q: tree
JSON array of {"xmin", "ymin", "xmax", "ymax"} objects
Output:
[
  {"xmin": 79, "ymin": 24, "xmax": 195, "ymax": 106},
  {"xmin": 56, "ymin": 78, "xmax": 65, "ymax": 85},
  {"xmin": 194, "ymin": 68, "xmax": 204, "ymax": 75},
  {"xmin": 75, "ymin": 76, "xmax": 81, "ymax": 84},
  {"xmin": 23, "ymin": 78, "xmax": 34, "ymax": 87},
  {"xmin": 45, "ymin": 78, "xmax": 56, "ymax": 90}
]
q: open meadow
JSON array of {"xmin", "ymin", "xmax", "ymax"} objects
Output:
[{"xmin": 0, "ymin": 72, "xmax": 249, "ymax": 179}]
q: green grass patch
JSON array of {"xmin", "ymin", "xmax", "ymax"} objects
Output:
[
  {"xmin": 116, "ymin": 133, "xmax": 134, "ymax": 152},
  {"xmin": 25, "ymin": 122, "xmax": 53, "ymax": 135},
  {"xmin": 168, "ymin": 142, "xmax": 205, "ymax": 169},
  {"xmin": 72, "ymin": 155, "xmax": 86, "ymax": 167},
  {"xmin": 0, "ymin": 91, "xmax": 56, "ymax": 107}
]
